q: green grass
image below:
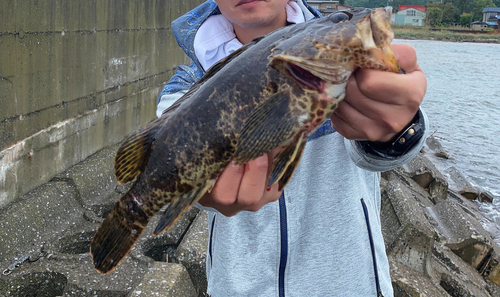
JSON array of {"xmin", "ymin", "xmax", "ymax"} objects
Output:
[{"xmin": 392, "ymin": 25, "xmax": 500, "ymax": 43}]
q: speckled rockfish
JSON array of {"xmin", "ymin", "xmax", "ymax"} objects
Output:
[{"xmin": 91, "ymin": 7, "xmax": 401, "ymax": 273}]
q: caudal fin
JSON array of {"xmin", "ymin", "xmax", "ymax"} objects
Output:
[{"xmin": 90, "ymin": 199, "xmax": 148, "ymax": 274}]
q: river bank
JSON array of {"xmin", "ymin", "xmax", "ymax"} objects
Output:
[{"xmin": 393, "ymin": 26, "xmax": 500, "ymax": 43}]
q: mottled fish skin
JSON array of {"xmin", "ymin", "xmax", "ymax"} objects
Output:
[{"xmin": 90, "ymin": 7, "xmax": 400, "ymax": 274}]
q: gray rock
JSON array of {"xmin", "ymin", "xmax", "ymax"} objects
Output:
[
  {"xmin": 425, "ymin": 135, "xmax": 450, "ymax": 159},
  {"xmin": 460, "ymin": 189, "xmax": 480, "ymax": 201},
  {"xmin": 448, "ymin": 239, "xmax": 492, "ymax": 271},
  {"xmin": 53, "ymin": 144, "xmax": 128, "ymax": 212},
  {"xmin": 129, "ymin": 262, "xmax": 197, "ymax": 297},
  {"xmin": 486, "ymin": 254, "xmax": 500, "ymax": 287},
  {"xmin": 489, "ymin": 262, "xmax": 500, "ymax": 292},
  {"xmin": 446, "ymin": 190, "xmax": 500, "ymax": 244},
  {"xmin": 0, "ymin": 253, "xmax": 148, "ymax": 297},
  {"xmin": 382, "ymin": 152, "xmax": 500, "ymax": 295},
  {"xmin": 432, "ymin": 244, "xmax": 492, "ymax": 297},
  {"xmin": 133, "ymin": 207, "xmax": 199, "ymax": 263},
  {"xmin": 399, "ymin": 152, "xmax": 448, "ymax": 202},
  {"xmin": 480, "ymin": 191, "xmax": 495, "ymax": 204},
  {"xmin": 447, "ymin": 189, "xmax": 484, "ymax": 217},
  {"xmin": 58, "ymin": 230, "xmax": 96, "ymax": 255},
  {"xmin": 0, "ymin": 181, "xmax": 89, "ymax": 270},
  {"xmin": 485, "ymin": 278, "xmax": 500, "ymax": 297},
  {"xmin": 389, "ymin": 257, "xmax": 449, "ymax": 297},
  {"xmin": 0, "ymin": 271, "xmax": 67, "ymax": 297},
  {"xmin": 444, "ymin": 167, "xmax": 479, "ymax": 200},
  {"xmin": 381, "ymin": 171, "xmax": 436, "ymax": 276},
  {"xmin": 430, "ymin": 198, "xmax": 494, "ymax": 270},
  {"xmin": 174, "ymin": 210, "xmax": 209, "ymax": 296},
  {"xmin": 0, "ymin": 142, "xmax": 202, "ymax": 296}
]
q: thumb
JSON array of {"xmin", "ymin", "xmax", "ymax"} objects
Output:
[{"xmin": 392, "ymin": 44, "xmax": 418, "ymax": 73}]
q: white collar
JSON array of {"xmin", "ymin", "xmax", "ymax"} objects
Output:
[{"xmin": 194, "ymin": 1, "xmax": 306, "ymax": 71}]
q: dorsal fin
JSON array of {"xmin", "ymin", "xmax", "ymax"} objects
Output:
[
  {"xmin": 114, "ymin": 117, "xmax": 163, "ymax": 184},
  {"xmin": 161, "ymin": 36, "xmax": 266, "ymax": 117}
]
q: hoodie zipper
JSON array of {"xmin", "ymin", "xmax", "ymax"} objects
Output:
[
  {"xmin": 361, "ymin": 198, "xmax": 384, "ymax": 297},
  {"xmin": 278, "ymin": 193, "xmax": 288, "ymax": 297},
  {"xmin": 209, "ymin": 214, "xmax": 216, "ymax": 268},
  {"xmin": 276, "ymin": 119, "xmax": 335, "ymax": 296}
]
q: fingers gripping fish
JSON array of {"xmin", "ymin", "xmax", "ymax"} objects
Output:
[{"xmin": 90, "ymin": 7, "xmax": 400, "ymax": 274}]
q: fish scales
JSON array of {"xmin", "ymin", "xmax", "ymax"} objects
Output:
[{"xmin": 91, "ymin": 7, "xmax": 401, "ymax": 273}]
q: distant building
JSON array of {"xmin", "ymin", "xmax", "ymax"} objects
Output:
[
  {"xmin": 470, "ymin": 21, "xmax": 489, "ymax": 31},
  {"xmin": 486, "ymin": 22, "xmax": 499, "ymax": 29},
  {"xmin": 307, "ymin": 1, "xmax": 351, "ymax": 15},
  {"xmin": 482, "ymin": 7, "xmax": 500, "ymax": 23},
  {"xmin": 395, "ymin": 5, "xmax": 426, "ymax": 26}
]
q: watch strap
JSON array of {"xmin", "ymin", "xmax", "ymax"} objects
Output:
[{"xmin": 357, "ymin": 109, "xmax": 425, "ymax": 159}]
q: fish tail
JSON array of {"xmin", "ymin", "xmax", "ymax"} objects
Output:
[{"xmin": 90, "ymin": 191, "xmax": 150, "ymax": 274}]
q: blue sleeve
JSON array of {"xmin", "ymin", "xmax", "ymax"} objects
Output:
[
  {"xmin": 156, "ymin": 61, "xmax": 205, "ymax": 117},
  {"xmin": 158, "ymin": 61, "xmax": 205, "ymax": 102}
]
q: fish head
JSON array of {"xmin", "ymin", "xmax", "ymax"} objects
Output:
[{"xmin": 269, "ymin": 7, "xmax": 400, "ymax": 100}]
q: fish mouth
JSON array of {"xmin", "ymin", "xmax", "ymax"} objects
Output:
[
  {"xmin": 286, "ymin": 63, "xmax": 323, "ymax": 92},
  {"xmin": 280, "ymin": 58, "xmax": 352, "ymax": 96},
  {"xmin": 283, "ymin": 61, "xmax": 348, "ymax": 101}
]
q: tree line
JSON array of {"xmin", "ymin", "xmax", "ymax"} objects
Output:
[{"xmin": 343, "ymin": 0, "xmax": 498, "ymax": 26}]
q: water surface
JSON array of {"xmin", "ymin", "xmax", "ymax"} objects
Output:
[{"xmin": 395, "ymin": 39, "xmax": 500, "ymax": 222}]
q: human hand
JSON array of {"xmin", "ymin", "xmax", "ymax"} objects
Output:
[
  {"xmin": 198, "ymin": 148, "xmax": 283, "ymax": 217},
  {"xmin": 330, "ymin": 43, "xmax": 427, "ymax": 142}
]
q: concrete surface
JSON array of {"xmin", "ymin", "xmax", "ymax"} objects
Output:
[{"xmin": 0, "ymin": 0, "xmax": 204, "ymax": 207}]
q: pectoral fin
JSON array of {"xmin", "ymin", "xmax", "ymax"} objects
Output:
[
  {"xmin": 234, "ymin": 92, "xmax": 297, "ymax": 164},
  {"xmin": 153, "ymin": 179, "xmax": 216, "ymax": 235},
  {"xmin": 268, "ymin": 133, "xmax": 306, "ymax": 190},
  {"xmin": 114, "ymin": 117, "xmax": 163, "ymax": 184}
]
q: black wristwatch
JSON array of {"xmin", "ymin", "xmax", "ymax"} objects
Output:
[{"xmin": 357, "ymin": 109, "xmax": 425, "ymax": 159}]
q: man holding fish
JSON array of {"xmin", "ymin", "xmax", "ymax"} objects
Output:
[
  {"xmin": 156, "ymin": 0, "xmax": 427, "ymax": 296},
  {"xmin": 91, "ymin": 0, "xmax": 428, "ymax": 296}
]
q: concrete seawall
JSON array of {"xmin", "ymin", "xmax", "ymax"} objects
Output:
[{"xmin": 0, "ymin": 0, "xmax": 204, "ymax": 207}]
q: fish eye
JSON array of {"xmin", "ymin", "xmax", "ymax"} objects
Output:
[{"xmin": 329, "ymin": 12, "xmax": 351, "ymax": 23}]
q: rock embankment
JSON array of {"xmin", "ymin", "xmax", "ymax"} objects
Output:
[
  {"xmin": 0, "ymin": 136, "xmax": 499, "ymax": 296},
  {"xmin": 383, "ymin": 136, "xmax": 500, "ymax": 296}
]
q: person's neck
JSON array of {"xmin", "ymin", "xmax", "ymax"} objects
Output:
[{"xmin": 233, "ymin": 15, "xmax": 288, "ymax": 44}]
